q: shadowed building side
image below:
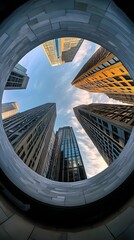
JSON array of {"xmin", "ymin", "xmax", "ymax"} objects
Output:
[
  {"xmin": 5, "ymin": 63, "xmax": 29, "ymax": 90},
  {"xmin": 42, "ymin": 38, "xmax": 84, "ymax": 66},
  {"xmin": 74, "ymin": 103, "xmax": 134, "ymax": 165},
  {"xmin": 3, "ymin": 103, "xmax": 56, "ymax": 176},
  {"xmin": 106, "ymin": 93, "xmax": 134, "ymax": 104}
]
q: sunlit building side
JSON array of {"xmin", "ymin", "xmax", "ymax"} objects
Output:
[
  {"xmin": 74, "ymin": 103, "xmax": 134, "ymax": 165},
  {"xmin": 5, "ymin": 63, "xmax": 29, "ymax": 90},
  {"xmin": 42, "ymin": 37, "xmax": 83, "ymax": 66},
  {"xmin": 2, "ymin": 102, "xmax": 19, "ymax": 119},
  {"xmin": 72, "ymin": 46, "xmax": 134, "ymax": 96},
  {"xmin": 47, "ymin": 126, "xmax": 87, "ymax": 182},
  {"xmin": 3, "ymin": 103, "xmax": 56, "ymax": 176}
]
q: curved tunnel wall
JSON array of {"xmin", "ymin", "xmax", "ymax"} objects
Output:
[{"xmin": 0, "ymin": 0, "xmax": 134, "ymax": 239}]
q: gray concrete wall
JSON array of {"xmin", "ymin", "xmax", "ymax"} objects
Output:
[{"xmin": 0, "ymin": 0, "xmax": 134, "ymax": 238}]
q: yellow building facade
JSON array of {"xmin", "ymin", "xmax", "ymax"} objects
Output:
[
  {"xmin": 42, "ymin": 38, "xmax": 83, "ymax": 66},
  {"xmin": 72, "ymin": 47, "xmax": 134, "ymax": 95}
]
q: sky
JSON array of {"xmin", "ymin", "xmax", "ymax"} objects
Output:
[{"xmin": 2, "ymin": 39, "xmax": 125, "ymax": 178}]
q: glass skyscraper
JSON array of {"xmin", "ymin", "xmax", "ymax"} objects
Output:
[{"xmin": 47, "ymin": 126, "xmax": 87, "ymax": 182}]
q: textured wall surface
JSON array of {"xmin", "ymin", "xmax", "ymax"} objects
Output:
[{"xmin": 0, "ymin": 0, "xmax": 134, "ymax": 239}]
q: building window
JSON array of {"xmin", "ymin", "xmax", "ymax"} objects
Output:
[
  {"xmin": 112, "ymin": 125, "xmax": 118, "ymax": 133},
  {"xmin": 123, "ymin": 74, "xmax": 132, "ymax": 80},
  {"xmin": 108, "ymin": 84, "xmax": 114, "ymax": 87},
  {"xmin": 114, "ymin": 83, "xmax": 120, "ymax": 86},
  {"xmin": 121, "ymin": 82, "xmax": 128, "ymax": 86},
  {"xmin": 98, "ymin": 119, "xmax": 102, "ymax": 123},
  {"xmin": 124, "ymin": 131, "xmax": 130, "ymax": 144},
  {"xmin": 17, "ymin": 145, "xmax": 24, "ymax": 155},
  {"xmin": 99, "ymin": 125, "xmax": 103, "ymax": 130},
  {"xmin": 20, "ymin": 151, "xmax": 25, "ymax": 160},
  {"xmin": 102, "ymin": 62, "xmax": 109, "ymax": 67},
  {"xmin": 114, "ymin": 76, "xmax": 122, "ymax": 81},
  {"xmin": 108, "ymin": 59, "xmax": 115, "ymax": 64},
  {"xmin": 106, "ymin": 129, "xmax": 110, "ymax": 135},
  {"xmin": 107, "ymin": 78, "xmax": 114, "ymax": 82},
  {"xmin": 103, "ymin": 73, "xmax": 108, "ymax": 77},
  {"xmin": 113, "ymin": 56, "xmax": 119, "ymax": 62},
  {"xmin": 113, "ymin": 133, "xmax": 119, "ymax": 142},
  {"xmin": 129, "ymin": 81, "xmax": 134, "ymax": 86},
  {"xmin": 98, "ymin": 65, "xmax": 104, "ymax": 70},
  {"xmin": 122, "ymin": 117, "xmax": 131, "ymax": 123},
  {"xmin": 119, "ymin": 68, "xmax": 124, "ymax": 72},
  {"xmin": 113, "ymin": 148, "xmax": 119, "ymax": 156},
  {"xmin": 9, "ymin": 134, "xmax": 18, "ymax": 142},
  {"xmin": 102, "ymin": 121, "xmax": 108, "ymax": 128}
]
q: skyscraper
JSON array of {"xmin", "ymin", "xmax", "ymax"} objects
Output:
[
  {"xmin": 3, "ymin": 103, "xmax": 56, "ymax": 176},
  {"xmin": 106, "ymin": 93, "xmax": 134, "ymax": 105},
  {"xmin": 47, "ymin": 126, "xmax": 87, "ymax": 182},
  {"xmin": 42, "ymin": 37, "xmax": 83, "ymax": 66},
  {"xmin": 71, "ymin": 46, "xmax": 134, "ymax": 95},
  {"xmin": 5, "ymin": 63, "xmax": 29, "ymax": 90},
  {"xmin": 2, "ymin": 102, "xmax": 19, "ymax": 119},
  {"xmin": 74, "ymin": 103, "xmax": 134, "ymax": 165}
]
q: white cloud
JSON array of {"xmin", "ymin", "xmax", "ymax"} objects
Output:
[
  {"xmin": 60, "ymin": 85, "xmax": 109, "ymax": 178},
  {"xmin": 70, "ymin": 115, "xmax": 108, "ymax": 178},
  {"xmin": 73, "ymin": 40, "xmax": 100, "ymax": 68}
]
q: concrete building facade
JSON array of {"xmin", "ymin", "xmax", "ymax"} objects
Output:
[
  {"xmin": 5, "ymin": 63, "xmax": 29, "ymax": 90},
  {"xmin": 2, "ymin": 102, "xmax": 19, "ymax": 119},
  {"xmin": 42, "ymin": 37, "xmax": 83, "ymax": 66},
  {"xmin": 107, "ymin": 93, "xmax": 134, "ymax": 104},
  {"xmin": 47, "ymin": 126, "xmax": 87, "ymax": 182},
  {"xmin": 3, "ymin": 103, "xmax": 56, "ymax": 176},
  {"xmin": 74, "ymin": 103, "xmax": 134, "ymax": 165}
]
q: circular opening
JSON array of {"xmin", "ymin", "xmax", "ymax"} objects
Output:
[
  {"xmin": 0, "ymin": 0, "xmax": 134, "ymax": 228},
  {"xmin": 2, "ymin": 38, "xmax": 133, "ymax": 180}
]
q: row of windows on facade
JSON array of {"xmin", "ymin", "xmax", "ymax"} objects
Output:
[
  {"xmin": 86, "ymin": 107, "xmax": 134, "ymax": 125},
  {"xmin": 80, "ymin": 75, "xmax": 133, "ymax": 93},
  {"xmin": 4, "ymin": 107, "xmax": 53, "ymax": 138},
  {"xmin": 82, "ymin": 111, "xmax": 130, "ymax": 146},
  {"xmin": 82, "ymin": 112, "xmax": 129, "ymax": 148},
  {"xmin": 81, "ymin": 117, "xmax": 123, "ymax": 164},
  {"xmin": 77, "ymin": 56, "xmax": 120, "ymax": 82}
]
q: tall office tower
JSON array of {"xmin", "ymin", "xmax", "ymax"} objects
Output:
[
  {"xmin": 5, "ymin": 63, "xmax": 29, "ymax": 90},
  {"xmin": 74, "ymin": 104, "xmax": 134, "ymax": 165},
  {"xmin": 61, "ymin": 38, "xmax": 84, "ymax": 63},
  {"xmin": 3, "ymin": 103, "xmax": 56, "ymax": 176},
  {"xmin": 42, "ymin": 131, "xmax": 55, "ymax": 177},
  {"xmin": 106, "ymin": 93, "xmax": 134, "ymax": 105},
  {"xmin": 72, "ymin": 46, "xmax": 134, "ymax": 95},
  {"xmin": 47, "ymin": 126, "xmax": 87, "ymax": 182},
  {"xmin": 2, "ymin": 102, "xmax": 19, "ymax": 119},
  {"xmin": 42, "ymin": 37, "xmax": 83, "ymax": 66}
]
